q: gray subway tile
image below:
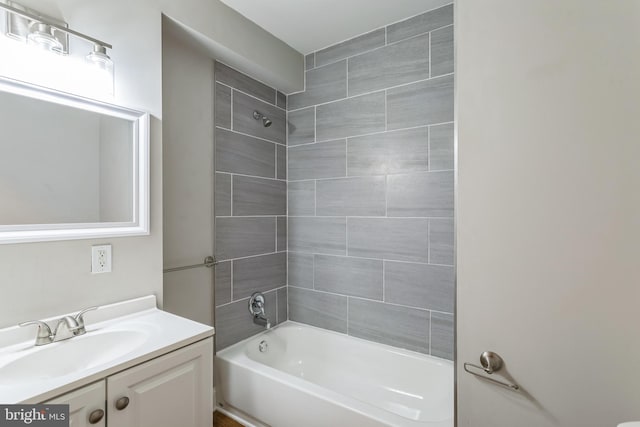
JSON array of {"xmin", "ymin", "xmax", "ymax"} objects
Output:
[
  {"xmin": 277, "ymin": 91, "xmax": 287, "ymax": 109},
  {"xmin": 215, "ymin": 128, "xmax": 275, "ymax": 178},
  {"xmin": 348, "ymin": 34, "xmax": 429, "ymax": 96},
  {"xmin": 348, "ymin": 218, "xmax": 428, "ymax": 262},
  {"xmin": 430, "ymin": 123, "xmax": 454, "ymax": 171},
  {"xmin": 316, "ymin": 28, "xmax": 385, "ymax": 67},
  {"xmin": 317, "ymin": 92, "xmax": 386, "ymax": 141},
  {"xmin": 348, "ymin": 298, "xmax": 429, "ymax": 353},
  {"xmin": 431, "ymin": 25, "xmax": 454, "ymax": 77},
  {"xmin": 288, "ymin": 140, "xmax": 346, "ymax": 180},
  {"xmin": 233, "ymin": 253, "xmax": 286, "ymax": 299},
  {"xmin": 277, "ymin": 144, "xmax": 287, "ymax": 179},
  {"xmin": 387, "ymin": 74, "xmax": 454, "ymax": 130},
  {"xmin": 215, "ymin": 290, "xmax": 277, "ymax": 350},
  {"xmin": 315, "ymin": 255, "xmax": 383, "ymax": 300},
  {"xmin": 316, "ymin": 176, "xmax": 386, "ymax": 216},
  {"xmin": 232, "ymin": 175, "xmax": 286, "ymax": 216},
  {"xmin": 384, "ymin": 261, "xmax": 454, "ymax": 312},
  {"xmin": 289, "ymin": 217, "xmax": 346, "ymax": 255},
  {"xmin": 277, "ymin": 287, "xmax": 288, "ymax": 324},
  {"xmin": 215, "ymin": 173, "xmax": 231, "ymax": 216},
  {"xmin": 347, "ymin": 127, "xmax": 429, "ymax": 176},
  {"xmin": 215, "ymin": 83, "xmax": 231, "ymax": 128},
  {"xmin": 288, "ymin": 252, "xmax": 314, "ymax": 289},
  {"xmin": 214, "ymin": 260, "xmax": 231, "ymax": 306},
  {"xmin": 215, "ymin": 217, "xmax": 275, "ymax": 260},
  {"xmin": 288, "ymin": 107, "xmax": 315, "ymax": 146},
  {"xmin": 305, "ymin": 53, "xmax": 315, "ymax": 70},
  {"xmin": 430, "ymin": 218, "xmax": 454, "ymax": 265},
  {"xmin": 215, "ymin": 61, "xmax": 276, "ymax": 105},
  {"xmin": 289, "ymin": 287, "xmax": 347, "ymax": 333},
  {"xmin": 431, "ymin": 312, "xmax": 454, "ymax": 360},
  {"xmin": 288, "ymin": 181, "xmax": 315, "ymax": 216},
  {"xmin": 277, "ymin": 217, "xmax": 287, "ymax": 252},
  {"xmin": 387, "ymin": 4, "xmax": 454, "ymax": 44},
  {"xmin": 288, "ymin": 61, "xmax": 347, "ymax": 110},
  {"xmin": 233, "ymin": 90, "xmax": 286, "ymax": 144},
  {"xmin": 387, "ymin": 171, "xmax": 454, "ymax": 217}
]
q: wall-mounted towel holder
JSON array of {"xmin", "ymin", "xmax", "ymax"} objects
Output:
[{"xmin": 463, "ymin": 351, "xmax": 519, "ymax": 390}]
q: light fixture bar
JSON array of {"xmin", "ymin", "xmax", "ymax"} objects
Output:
[{"xmin": 0, "ymin": 2, "xmax": 112, "ymax": 49}]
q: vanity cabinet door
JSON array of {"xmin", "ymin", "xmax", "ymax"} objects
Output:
[
  {"xmin": 106, "ymin": 338, "xmax": 212, "ymax": 427},
  {"xmin": 44, "ymin": 381, "xmax": 106, "ymax": 427}
]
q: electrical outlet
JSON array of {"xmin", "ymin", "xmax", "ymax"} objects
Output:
[{"xmin": 91, "ymin": 244, "xmax": 112, "ymax": 274}]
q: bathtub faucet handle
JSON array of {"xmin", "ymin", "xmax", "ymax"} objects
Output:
[{"xmin": 249, "ymin": 292, "xmax": 271, "ymax": 329}]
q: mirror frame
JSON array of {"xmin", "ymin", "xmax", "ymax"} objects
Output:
[{"xmin": 0, "ymin": 77, "xmax": 150, "ymax": 244}]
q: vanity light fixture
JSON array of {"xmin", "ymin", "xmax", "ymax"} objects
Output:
[{"xmin": 0, "ymin": 1, "xmax": 114, "ymax": 93}]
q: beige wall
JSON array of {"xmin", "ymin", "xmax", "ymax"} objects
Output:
[
  {"xmin": 457, "ymin": 1, "xmax": 640, "ymax": 425},
  {"xmin": 0, "ymin": 0, "xmax": 301, "ymax": 327}
]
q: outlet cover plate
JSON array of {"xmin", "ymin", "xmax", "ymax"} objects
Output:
[{"xmin": 91, "ymin": 244, "xmax": 112, "ymax": 274}]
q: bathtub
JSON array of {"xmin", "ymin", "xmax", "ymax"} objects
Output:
[{"xmin": 216, "ymin": 321, "xmax": 453, "ymax": 427}]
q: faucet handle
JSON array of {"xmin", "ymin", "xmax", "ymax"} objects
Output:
[
  {"xmin": 18, "ymin": 320, "xmax": 53, "ymax": 346},
  {"xmin": 74, "ymin": 306, "xmax": 98, "ymax": 333}
]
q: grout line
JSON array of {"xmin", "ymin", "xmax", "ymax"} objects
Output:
[
  {"xmin": 287, "ymin": 170, "xmax": 453, "ymax": 184},
  {"xmin": 312, "ymin": 253, "xmax": 315, "ymax": 290},
  {"xmin": 288, "ymin": 122, "xmax": 452, "ymax": 148},
  {"xmin": 217, "ymin": 251, "xmax": 285, "ymax": 263},
  {"xmin": 314, "ymin": 106, "xmax": 317, "ymax": 142},
  {"xmin": 285, "ymin": 251, "xmax": 453, "ymax": 268},
  {"xmin": 215, "ymin": 171, "xmax": 287, "ymax": 182},
  {"xmin": 286, "ymin": 73, "xmax": 454, "ymax": 114},
  {"xmin": 287, "ymin": 285, "xmax": 454, "ymax": 315},
  {"xmin": 216, "ymin": 126, "xmax": 287, "ymax": 147},
  {"xmin": 230, "ymin": 174, "xmax": 233, "ymax": 216},
  {"xmin": 288, "ymin": 214, "xmax": 451, "ymax": 220},
  {"xmin": 314, "ymin": 180, "xmax": 317, "ymax": 216}
]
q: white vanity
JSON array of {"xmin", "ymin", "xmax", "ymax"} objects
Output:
[{"xmin": 0, "ymin": 295, "xmax": 214, "ymax": 427}]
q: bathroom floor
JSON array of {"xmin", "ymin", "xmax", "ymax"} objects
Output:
[{"xmin": 213, "ymin": 411, "xmax": 244, "ymax": 427}]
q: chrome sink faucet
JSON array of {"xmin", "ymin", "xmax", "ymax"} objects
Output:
[{"xmin": 19, "ymin": 306, "xmax": 97, "ymax": 346}]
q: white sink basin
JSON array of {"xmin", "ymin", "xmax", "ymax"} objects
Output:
[
  {"xmin": 0, "ymin": 330, "xmax": 148, "ymax": 385},
  {"xmin": 0, "ymin": 295, "xmax": 214, "ymax": 403}
]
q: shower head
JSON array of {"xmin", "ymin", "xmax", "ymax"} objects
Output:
[{"xmin": 253, "ymin": 111, "xmax": 272, "ymax": 127}]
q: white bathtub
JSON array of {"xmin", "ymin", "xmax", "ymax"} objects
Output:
[{"xmin": 216, "ymin": 321, "xmax": 453, "ymax": 427}]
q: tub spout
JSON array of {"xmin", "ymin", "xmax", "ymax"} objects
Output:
[
  {"xmin": 253, "ymin": 313, "xmax": 271, "ymax": 329},
  {"xmin": 249, "ymin": 292, "xmax": 271, "ymax": 329}
]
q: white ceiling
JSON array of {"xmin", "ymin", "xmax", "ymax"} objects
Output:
[{"xmin": 220, "ymin": 0, "xmax": 452, "ymax": 54}]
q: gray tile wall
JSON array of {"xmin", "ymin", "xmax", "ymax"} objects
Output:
[
  {"xmin": 214, "ymin": 61, "xmax": 287, "ymax": 350},
  {"xmin": 286, "ymin": 4, "xmax": 454, "ymax": 360}
]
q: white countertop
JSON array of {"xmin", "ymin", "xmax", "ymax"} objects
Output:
[{"xmin": 0, "ymin": 295, "xmax": 214, "ymax": 403}]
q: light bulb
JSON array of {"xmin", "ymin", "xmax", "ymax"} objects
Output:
[{"xmin": 27, "ymin": 23, "xmax": 63, "ymax": 53}]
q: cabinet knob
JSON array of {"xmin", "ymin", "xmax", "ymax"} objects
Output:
[
  {"xmin": 115, "ymin": 396, "xmax": 130, "ymax": 410},
  {"xmin": 88, "ymin": 409, "xmax": 104, "ymax": 424}
]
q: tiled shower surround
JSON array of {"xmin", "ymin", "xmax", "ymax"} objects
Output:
[
  {"xmin": 214, "ymin": 61, "xmax": 288, "ymax": 349},
  {"xmin": 286, "ymin": 4, "xmax": 454, "ymax": 359}
]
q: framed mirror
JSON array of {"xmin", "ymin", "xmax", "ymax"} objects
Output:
[{"xmin": 0, "ymin": 77, "xmax": 149, "ymax": 244}]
